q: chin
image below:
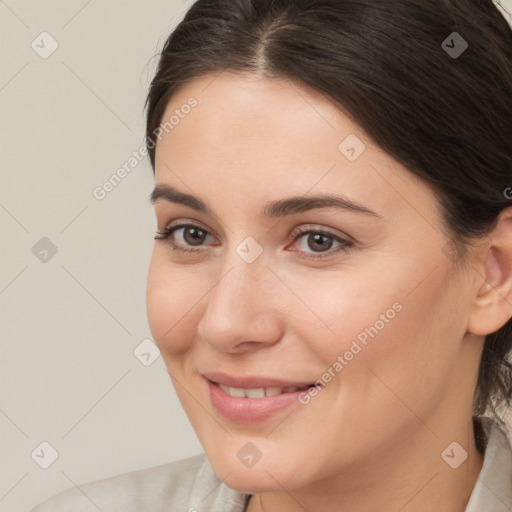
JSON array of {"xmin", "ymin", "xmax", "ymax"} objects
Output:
[
  {"xmin": 207, "ymin": 453, "xmax": 308, "ymax": 494},
  {"xmin": 221, "ymin": 469, "xmax": 288, "ymax": 494}
]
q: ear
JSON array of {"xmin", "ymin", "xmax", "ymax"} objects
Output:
[{"xmin": 467, "ymin": 206, "xmax": 512, "ymax": 336}]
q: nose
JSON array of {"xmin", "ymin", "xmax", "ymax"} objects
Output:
[{"xmin": 196, "ymin": 257, "xmax": 283, "ymax": 354}]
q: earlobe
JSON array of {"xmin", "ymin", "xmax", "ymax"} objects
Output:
[{"xmin": 467, "ymin": 208, "xmax": 512, "ymax": 336}]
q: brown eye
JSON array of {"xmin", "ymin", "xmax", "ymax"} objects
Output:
[
  {"xmin": 181, "ymin": 226, "xmax": 207, "ymax": 246},
  {"xmin": 154, "ymin": 223, "xmax": 353, "ymax": 261},
  {"xmin": 289, "ymin": 227, "xmax": 354, "ymax": 261},
  {"xmin": 304, "ymin": 233, "xmax": 335, "ymax": 252},
  {"xmin": 154, "ymin": 223, "xmax": 215, "ymax": 252}
]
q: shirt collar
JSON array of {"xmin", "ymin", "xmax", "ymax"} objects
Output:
[{"xmin": 465, "ymin": 415, "xmax": 512, "ymax": 511}]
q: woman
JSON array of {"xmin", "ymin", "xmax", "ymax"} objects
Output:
[{"xmin": 31, "ymin": 0, "xmax": 512, "ymax": 511}]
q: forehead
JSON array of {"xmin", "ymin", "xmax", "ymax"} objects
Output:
[
  {"xmin": 157, "ymin": 72, "xmax": 349, "ymax": 157},
  {"xmin": 153, "ymin": 72, "xmax": 439, "ymax": 224}
]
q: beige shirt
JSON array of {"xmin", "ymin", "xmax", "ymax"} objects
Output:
[{"xmin": 30, "ymin": 416, "xmax": 512, "ymax": 512}]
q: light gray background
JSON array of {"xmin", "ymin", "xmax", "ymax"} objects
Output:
[
  {"xmin": 0, "ymin": 2, "xmax": 201, "ymax": 511},
  {"xmin": 1, "ymin": 1, "xmax": 511, "ymax": 511}
]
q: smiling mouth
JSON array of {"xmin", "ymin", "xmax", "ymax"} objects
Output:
[
  {"xmin": 205, "ymin": 378, "xmax": 317, "ymax": 423},
  {"xmin": 215, "ymin": 382, "xmax": 314, "ymax": 398}
]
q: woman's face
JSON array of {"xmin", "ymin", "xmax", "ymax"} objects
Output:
[{"xmin": 146, "ymin": 73, "xmax": 482, "ymax": 492}]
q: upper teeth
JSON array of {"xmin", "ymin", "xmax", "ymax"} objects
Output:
[{"xmin": 218, "ymin": 384, "xmax": 305, "ymax": 398}]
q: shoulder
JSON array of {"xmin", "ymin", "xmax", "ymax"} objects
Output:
[
  {"xmin": 465, "ymin": 416, "xmax": 512, "ymax": 512},
  {"xmin": 30, "ymin": 453, "xmax": 223, "ymax": 512}
]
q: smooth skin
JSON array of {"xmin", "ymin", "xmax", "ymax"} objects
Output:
[{"xmin": 146, "ymin": 72, "xmax": 512, "ymax": 512}]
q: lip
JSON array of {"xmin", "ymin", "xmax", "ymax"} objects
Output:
[
  {"xmin": 205, "ymin": 378, "xmax": 310, "ymax": 423},
  {"xmin": 201, "ymin": 371, "xmax": 314, "ymax": 389},
  {"xmin": 202, "ymin": 372, "xmax": 315, "ymax": 424}
]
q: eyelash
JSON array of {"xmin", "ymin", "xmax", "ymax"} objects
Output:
[{"xmin": 154, "ymin": 222, "xmax": 354, "ymax": 261}]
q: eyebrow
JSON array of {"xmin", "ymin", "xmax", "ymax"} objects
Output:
[{"xmin": 149, "ymin": 184, "xmax": 382, "ymax": 219}]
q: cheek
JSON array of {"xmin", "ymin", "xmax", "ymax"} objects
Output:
[
  {"xmin": 285, "ymin": 266, "xmax": 404, "ymax": 362},
  {"xmin": 299, "ymin": 256, "xmax": 459, "ymax": 392},
  {"xmin": 146, "ymin": 254, "xmax": 204, "ymax": 354},
  {"xmin": 330, "ymin": 268, "xmax": 461, "ymax": 420}
]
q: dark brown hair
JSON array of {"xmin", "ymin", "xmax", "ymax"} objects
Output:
[{"xmin": 144, "ymin": 0, "xmax": 512, "ymax": 424}]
